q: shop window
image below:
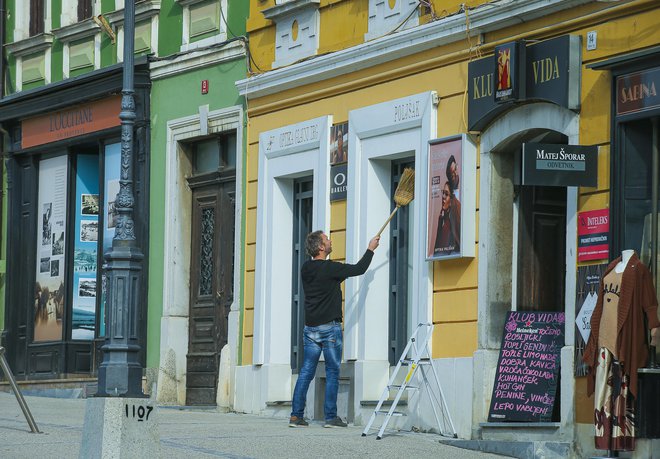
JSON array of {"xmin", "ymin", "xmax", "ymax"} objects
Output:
[
  {"xmin": 616, "ymin": 117, "xmax": 660, "ymax": 280},
  {"xmin": 33, "ymin": 146, "xmax": 120, "ymax": 343}
]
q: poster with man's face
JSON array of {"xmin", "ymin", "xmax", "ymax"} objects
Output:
[
  {"xmin": 426, "ymin": 137, "xmax": 463, "ymax": 260},
  {"xmin": 330, "ymin": 122, "xmax": 348, "ymax": 165}
]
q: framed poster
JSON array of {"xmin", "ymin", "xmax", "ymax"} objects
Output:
[
  {"xmin": 426, "ymin": 134, "xmax": 476, "ymax": 260},
  {"xmin": 34, "ymin": 155, "xmax": 68, "ymax": 342},
  {"xmin": 72, "ymin": 154, "xmax": 99, "ymax": 340},
  {"xmin": 330, "ymin": 121, "xmax": 348, "ymax": 165}
]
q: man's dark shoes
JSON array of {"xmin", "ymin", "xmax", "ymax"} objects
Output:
[
  {"xmin": 289, "ymin": 416, "xmax": 309, "ymax": 427},
  {"xmin": 324, "ymin": 417, "xmax": 348, "ymax": 428}
]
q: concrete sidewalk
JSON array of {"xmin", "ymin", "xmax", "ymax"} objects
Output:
[{"xmin": 0, "ymin": 392, "xmax": 513, "ymax": 459}]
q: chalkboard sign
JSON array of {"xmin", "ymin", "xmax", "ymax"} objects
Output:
[{"xmin": 488, "ymin": 311, "xmax": 565, "ymax": 422}]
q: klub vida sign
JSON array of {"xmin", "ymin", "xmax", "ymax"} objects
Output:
[
  {"xmin": 577, "ymin": 208, "xmax": 609, "ymax": 262},
  {"xmin": 22, "ymin": 96, "xmax": 122, "ymax": 149}
]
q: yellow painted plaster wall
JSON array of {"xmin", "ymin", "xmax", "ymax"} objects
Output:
[{"xmin": 240, "ymin": 0, "xmax": 660, "ymax": 368}]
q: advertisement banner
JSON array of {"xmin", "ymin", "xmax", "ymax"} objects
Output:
[
  {"xmin": 34, "ymin": 156, "xmax": 68, "ymax": 342},
  {"xmin": 577, "ymin": 208, "xmax": 609, "ymax": 262},
  {"xmin": 72, "ymin": 154, "xmax": 99, "ymax": 340},
  {"xmin": 574, "ymin": 263, "xmax": 607, "ymax": 376},
  {"xmin": 426, "ymin": 135, "xmax": 476, "ymax": 260},
  {"xmin": 100, "ymin": 142, "xmax": 121, "ymax": 336}
]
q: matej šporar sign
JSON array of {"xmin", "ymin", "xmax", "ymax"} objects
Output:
[{"xmin": 522, "ymin": 143, "xmax": 598, "ymax": 187}]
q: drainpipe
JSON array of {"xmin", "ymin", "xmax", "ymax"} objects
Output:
[
  {"xmin": 0, "ymin": 0, "xmax": 5, "ymax": 98},
  {"xmin": 0, "ymin": 0, "xmax": 5, "ymax": 346}
]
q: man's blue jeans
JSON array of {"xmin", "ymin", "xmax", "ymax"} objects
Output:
[{"xmin": 291, "ymin": 321, "xmax": 342, "ymax": 421}]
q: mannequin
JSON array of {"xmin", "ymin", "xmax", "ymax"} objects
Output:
[
  {"xmin": 583, "ymin": 249, "xmax": 660, "ymax": 452},
  {"xmin": 615, "ymin": 249, "xmax": 634, "ymax": 273}
]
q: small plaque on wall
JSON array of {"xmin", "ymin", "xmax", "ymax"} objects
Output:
[{"xmin": 330, "ymin": 164, "xmax": 347, "ymax": 202}]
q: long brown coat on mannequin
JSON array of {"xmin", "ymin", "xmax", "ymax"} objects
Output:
[{"xmin": 583, "ymin": 253, "xmax": 660, "ymax": 398}]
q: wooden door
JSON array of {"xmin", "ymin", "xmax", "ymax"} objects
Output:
[
  {"xmin": 516, "ymin": 185, "xmax": 566, "ymax": 312},
  {"xmin": 186, "ymin": 179, "xmax": 235, "ymax": 405}
]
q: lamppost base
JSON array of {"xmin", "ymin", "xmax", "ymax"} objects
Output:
[{"xmin": 79, "ymin": 397, "xmax": 160, "ymax": 459}]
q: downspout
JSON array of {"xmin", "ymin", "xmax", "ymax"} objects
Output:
[
  {"xmin": 0, "ymin": 0, "xmax": 6, "ymax": 344},
  {"xmin": 0, "ymin": 0, "xmax": 5, "ymax": 99}
]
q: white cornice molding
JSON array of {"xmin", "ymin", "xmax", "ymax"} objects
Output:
[
  {"xmin": 5, "ymin": 33, "xmax": 54, "ymax": 57},
  {"xmin": 237, "ymin": 0, "xmax": 593, "ymax": 98},
  {"xmin": 105, "ymin": 0, "xmax": 162, "ymax": 26},
  {"xmin": 263, "ymin": 0, "xmax": 320, "ymax": 21},
  {"xmin": 149, "ymin": 39, "xmax": 246, "ymax": 80},
  {"xmin": 52, "ymin": 18, "xmax": 100, "ymax": 43}
]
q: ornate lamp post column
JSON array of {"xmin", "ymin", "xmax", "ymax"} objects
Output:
[
  {"xmin": 80, "ymin": 2, "xmax": 159, "ymax": 455},
  {"xmin": 96, "ymin": 0, "xmax": 144, "ymax": 397}
]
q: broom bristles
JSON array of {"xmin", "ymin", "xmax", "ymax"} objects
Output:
[{"xmin": 394, "ymin": 167, "xmax": 415, "ymax": 207}]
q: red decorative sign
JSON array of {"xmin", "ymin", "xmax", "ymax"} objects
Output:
[
  {"xmin": 202, "ymin": 80, "xmax": 209, "ymax": 94},
  {"xmin": 577, "ymin": 208, "xmax": 609, "ymax": 262}
]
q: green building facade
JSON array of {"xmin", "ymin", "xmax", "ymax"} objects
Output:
[{"xmin": 0, "ymin": 1, "xmax": 248, "ymax": 402}]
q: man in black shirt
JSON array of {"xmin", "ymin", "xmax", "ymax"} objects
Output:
[{"xmin": 289, "ymin": 230, "xmax": 380, "ymax": 428}]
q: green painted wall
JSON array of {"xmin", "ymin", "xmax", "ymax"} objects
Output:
[
  {"xmin": 158, "ymin": 0, "xmax": 183, "ymax": 56},
  {"xmin": 147, "ymin": 57, "xmax": 247, "ymax": 369},
  {"xmin": 228, "ymin": 0, "xmax": 248, "ymax": 37}
]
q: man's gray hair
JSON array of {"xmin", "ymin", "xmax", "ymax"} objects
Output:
[{"xmin": 305, "ymin": 230, "xmax": 324, "ymax": 257}]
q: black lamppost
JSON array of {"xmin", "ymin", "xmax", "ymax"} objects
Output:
[{"xmin": 96, "ymin": 0, "xmax": 144, "ymax": 397}]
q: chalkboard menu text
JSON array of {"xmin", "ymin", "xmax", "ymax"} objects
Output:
[{"xmin": 488, "ymin": 311, "xmax": 565, "ymax": 422}]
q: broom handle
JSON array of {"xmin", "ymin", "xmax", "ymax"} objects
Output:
[{"xmin": 377, "ymin": 206, "xmax": 400, "ymax": 237}]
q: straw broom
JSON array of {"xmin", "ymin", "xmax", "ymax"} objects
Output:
[{"xmin": 376, "ymin": 167, "xmax": 415, "ymax": 237}]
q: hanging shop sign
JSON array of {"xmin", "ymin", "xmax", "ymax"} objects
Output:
[
  {"xmin": 494, "ymin": 41, "xmax": 526, "ymax": 104},
  {"xmin": 21, "ymin": 95, "xmax": 122, "ymax": 149},
  {"xmin": 488, "ymin": 311, "xmax": 565, "ymax": 422},
  {"xmin": 521, "ymin": 143, "xmax": 598, "ymax": 187},
  {"xmin": 468, "ymin": 35, "xmax": 581, "ymax": 131},
  {"xmin": 330, "ymin": 164, "xmax": 347, "ymax": 202},
  {"xmin": 426, "ymin": 134, "xmax": 476, "ymax": 260},
  {"xmin": 577, "ymin": 208, "xmax": 609, "ymax": 262},
  {"xmin": 616, "ymin": 66, "xmax": 660, "ymax": 116}
]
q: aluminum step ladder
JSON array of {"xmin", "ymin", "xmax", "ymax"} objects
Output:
[{"xmin": 361, "ymin": 322, "xmax": 457, "ymax": 440}]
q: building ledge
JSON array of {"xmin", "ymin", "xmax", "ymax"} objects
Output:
[
  {"xmin": 52, "ymin": 19, "xmax": 100, "ymax": 43},
  {"xmin": 5, "ymin": 33, "xmax": 54, "ymax": 57},
  {"xmin": 262, "ymin": 0, "xmax": 320, "ymax": 21},
  {"xmin": 149, "ymin": 39, "xmax": 245, "ymax": 81},
  {"xmin": 104, "ymin": 0, "xmax": 162, "ymax": 27},
  {"xmin": 237, "ymin": 0, "xmax": 593, "ymax": 99}
]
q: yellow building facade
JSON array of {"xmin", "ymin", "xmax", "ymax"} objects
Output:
[{"xmin": 234, "ymin": 1, "xmax": 660, "ymax": 456}]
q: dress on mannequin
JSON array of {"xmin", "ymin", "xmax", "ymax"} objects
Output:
[{"xmin": 583, "ymin": 250, "xmax": 660, "ymax": 451}]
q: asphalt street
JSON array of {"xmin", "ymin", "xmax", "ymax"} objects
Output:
[{"xmin": 0, "ymin": 391, "xmax": 516, "ymax": 459}]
